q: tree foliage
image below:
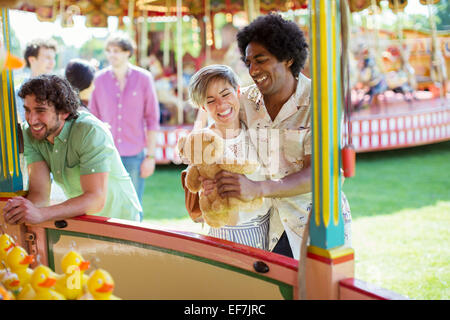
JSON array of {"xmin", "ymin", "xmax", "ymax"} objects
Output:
[
  {"xmin": 435, "ymin": 0, "xmax": 450, "ymax": 30},
  {"xmin": 79, "ymin": 37, "xmax": 107, "ymax": 67}
]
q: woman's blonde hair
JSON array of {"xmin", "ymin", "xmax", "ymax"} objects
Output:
[{"xmin": 188, "ymin": 64, "xmax": 240, "ymax": 109}]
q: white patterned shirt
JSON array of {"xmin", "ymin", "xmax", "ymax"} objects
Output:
[{"xmin": 239, "ymin": 73, "xmax": 352, "ymax": 259}]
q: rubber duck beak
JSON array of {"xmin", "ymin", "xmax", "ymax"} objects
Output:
[
  {"xmin": 20, "ymin": 254, "xmax": 35, "ymax": 265},
  {"xmin": 38, "ymin": 277, "xmax": 56, "ymax": 288},
  {"xmin": 4, "ymin": 243, "xmax": 14, "ymax": 252},
  {"xmin": 96, "ymin": 283, "xmax": 114, "ymax": 293},
  {"xmin": 9, "ymin": 279, "xmax": 20, "ymax": 287},
  {"xmin": 79, "ymin": 261, "xmax": 90, "ymax": 271},
  {"xmin": 4, "ymin": 52, "xmax": 24, "ymax": 70}
]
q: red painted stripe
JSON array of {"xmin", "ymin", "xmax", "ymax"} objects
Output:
[
  {"xmin": 349, "ymin": 106, "xmax": 450, "ymax": 152},
  {"xmin": 307, "ymin": 251, "xmax": 354, "ymax": 265},
  {"xmin": 350, "ymin": 105, "xmax": 448, "ymax": 122},
  {"xmin": 0, "ymin": 196, "xmax": 24, "ymax": 201},
  {"xmin": 74, "ymin": 214, "xmax": 107, "ymax": 222},
  {"xmin": 71, "ymin": 215, "xmax": 299, "ymax": 271},
  {"xmin": 355, "ymin": 136, "xmax": 450, "ymax": 153},
  {"xmin": 339, "ymin": 278, "xmax": 407, "ymax": 300},
  {"xmin": 307, "ymin": 252, "xmax": 331, "ymax": 264}
]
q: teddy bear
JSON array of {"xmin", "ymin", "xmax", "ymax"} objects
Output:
[{"xmin": 177, "ymin": 128, "xmax": 263, "ymax": 228}]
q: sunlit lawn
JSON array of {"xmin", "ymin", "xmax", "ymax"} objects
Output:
[
  {"xmin": 343, "ymin": 140, "xmax": 450, "ymax": 300},
  {"xmin": 350, "ymin": 202, "xmax": 449, "ymax": 300},
  {"xmin": 142, "ymin": 141, "xmax": 450, "ymax": 299}
]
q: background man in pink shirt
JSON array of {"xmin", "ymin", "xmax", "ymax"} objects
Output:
[{"xmin": 89, "ymin": 33, "xmax": 160, "ymax": 221}]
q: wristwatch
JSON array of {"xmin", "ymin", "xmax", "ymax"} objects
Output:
[{"xmin": 146, "ymin": 154, "xmax": 155, "ymax": 159}]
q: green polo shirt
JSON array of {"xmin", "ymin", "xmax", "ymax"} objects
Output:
[{"xmin": 23, "ymin": 110, "xmax": 142, "ymax": 221}]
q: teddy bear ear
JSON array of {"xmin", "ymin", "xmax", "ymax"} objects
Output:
[{"xmin": 176, "ymin": 136, "xmax": 186, "ymax": 156}]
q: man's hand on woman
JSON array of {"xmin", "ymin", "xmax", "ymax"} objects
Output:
[{"xmin": 200, "ymin": 171, "xmax": 262, "ymax": 202}]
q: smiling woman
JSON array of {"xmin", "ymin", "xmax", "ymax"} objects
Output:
[{"xmin": 204, "ymin": 79, "xmax": 241, "ymax": 137}]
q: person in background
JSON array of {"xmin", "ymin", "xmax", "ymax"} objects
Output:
[
  {"xmin": 65, "ymin": 58, "xmax": 96, "ymax": 109},
  {"xmin": 89, "ymin": 33, "xmax": 160, "ymax": 221},
  {"xmin": 16, "ymin": 38, "xmax": 57, "ymax": 123},
  {"xmin": 24, "ymin": 38, "xmax": 57, "ymax": 78},
  {"xmin": 3, "ymin": 75, "xmax": 142, "ymax": 225}
]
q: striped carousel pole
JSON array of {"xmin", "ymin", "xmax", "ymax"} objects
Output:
[
  {"xmin": 305, "ymin": 0, "xmax": 354, "ymax": 299},
  {"xmin": 0, "ymin": 8, "xmax": 23, "ymax": 194},
  {"xmin": 0, "ymin": 8, "xmax": 27, "ymax": 249}
]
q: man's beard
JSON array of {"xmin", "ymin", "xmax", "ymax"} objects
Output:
[{"xmin": 30, "ymin": 119, "xmax": 63, "ymax": 141}]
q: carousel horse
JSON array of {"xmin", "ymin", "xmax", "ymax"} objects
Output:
[
  {"xmin": 385, "ymin": 48, "xmax": 417, "ymax": 103},
  {"xmin": 385, "ymin": 67, "xmax": 415, "ymax": 103},
  {"xmin": 355, "ymin": 56, "xmax": 388, "ymax": 110},
  {"xmin": 355, "ymin": 53, "xmax": 417, "ymax": 110}
]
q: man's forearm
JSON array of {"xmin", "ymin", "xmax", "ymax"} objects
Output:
[
  {"xmin": 25, "ymin": 161, "xmax": 51, "ymax": 207},
  {"xmin": 38, "ymin": 191, "xmax": 106, "ymax": 222},
  {"xmin": 259, "ymin": 166, "xmax": 312, "ymax": 198},
  {"xmin": 26, "ymin": 190, "xmax": 50, "ymax": 208}
]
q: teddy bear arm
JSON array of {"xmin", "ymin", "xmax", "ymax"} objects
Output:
[
  {"xmin": 185, "ymin": 165, "xmax": 202, "ymax": 193},
  {"xmin": 199, "ymin": 193, "xmax": 212, "ymax": 213}
]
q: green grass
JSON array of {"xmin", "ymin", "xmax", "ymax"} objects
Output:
[
  {"xmin": 142, "ymin": 164, "xmax": 188, "ymax": 221},
  {"xmin": 351, "ymin": 202, "xmax": 449, "ymax": 300},
  {"xmin": 342, "ymin": 140, "xmax": 450, "ymax": 300},
  {"xmin": 342, "ymin": 141, "xmax": 450, "ymax": 217},
  {"xmin": 142, "ymin": 141, "xmax": 450, "ymax": 300}
]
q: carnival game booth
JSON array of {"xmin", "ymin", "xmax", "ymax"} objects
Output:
[{"xmin": 0, "ymin": 1, "xmax": 417, "ymax": 300}]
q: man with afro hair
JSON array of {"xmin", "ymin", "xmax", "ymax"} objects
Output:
[{"xmin": 212, "ymin": 13, "xmax": 352, "ymax": 259}]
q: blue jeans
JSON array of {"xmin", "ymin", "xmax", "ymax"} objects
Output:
[{"xmin": 121, "ymin": 151, "xmax": 145, "ymax": 221}]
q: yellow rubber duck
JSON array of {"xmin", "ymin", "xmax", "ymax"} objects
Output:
[
  {"xmin": 1, "ymin": 272, "xmax": 21, "ymax": 297},
  {"xmin": 86, "ymin": 269, "xmax": 120, "ymax": 300},
  {"xmin": 6, "ymin": 246, "xmax": 34, "ymax": 287},
  {"xmin": 55, "ymin": 250, "xmax": 90, "ymax": 300},
  {"xmin": 16, "ymin": 282, "xmax": 36, "ymax": 300},
  {"xmin": 30, "ymin": 265, "xmax": 66, "ymax": 300},
  {"xmin": 0, "ymin": 233, "xmax": 15, "ymax": 270},
  {"xmin": 0, "ymin": 268, "xmax": 8, "ymax": 282},
  {"xmin": 0, "ymin": 264, "xmax": 35, "ymax": 300},
  {"xmin": 0, "ymin": 283, "xmax": 15, "ymax": 300}
]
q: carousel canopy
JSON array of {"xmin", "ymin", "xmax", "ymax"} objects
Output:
[
  {"xmin": 8, "ymin": 0, "xmax": 308, "ymax": 26},
  {"xmin": 0, "ymin": 0, "xmax": 441, "ymax": 28}
]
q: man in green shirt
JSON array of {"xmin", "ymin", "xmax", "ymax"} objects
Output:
[{"xmin": 3, "ymin": 75, "xmax": 142, "ymax": 224}]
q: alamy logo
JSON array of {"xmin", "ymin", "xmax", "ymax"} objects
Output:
[{"xmin": 177, "ymin": 128, "xmax": 281, "ymax": 175}]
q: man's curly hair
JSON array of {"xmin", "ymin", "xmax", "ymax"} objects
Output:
[
  {"xmin": 18, "ymin": 75, "xmax": 80, "ymax": 121},
  {"xmin": 237, "ymin": 13, "xmax": 309, "ymax": 77}
]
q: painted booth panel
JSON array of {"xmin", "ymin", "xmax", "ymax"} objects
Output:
[{"xmin": 30, "ymin": 216, "xmax": 298, "ymax": 300}]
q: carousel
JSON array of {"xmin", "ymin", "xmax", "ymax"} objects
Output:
[
  {"xmin": 6, "ymin": 0, "xmax": 449, "ymax": 161},
  {"xmin": 0, "ymin": 0, "xmax": 447, "ymax": 300},
  {"xmin": 344, "ymin": 0, "xmax": 449, "ymax": 153}
]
